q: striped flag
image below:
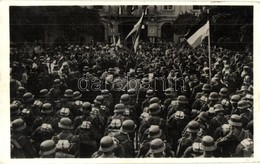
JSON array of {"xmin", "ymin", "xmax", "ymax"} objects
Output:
[
  {"xmin": 125, "ymin": 7, "xmax": 147, "ymax": 52},
  {"xmin": 185, "ymin": 19, "xmax": 209, "ymax": 48},
  {"xmin": 125, "ymin": 12, "xmax": 145, "ymax": 40}
]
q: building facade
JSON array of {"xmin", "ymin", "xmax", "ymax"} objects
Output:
[{"xmin": 86, "ymin": 5, "xmax": 198, "ymax": 43}]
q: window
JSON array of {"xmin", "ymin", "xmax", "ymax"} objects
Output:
[{"xmin": 163, "ymin": 6, "xmax": 174, "ymax": 10}]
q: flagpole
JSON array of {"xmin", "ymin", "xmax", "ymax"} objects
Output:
[{"xmin": 207, "ymin": 9, "xmax": 212, "ymax": 80}]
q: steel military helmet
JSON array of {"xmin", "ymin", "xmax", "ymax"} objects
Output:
[
  {"xmin": 202, "ymin": 84, "xmax": 211, "ymax": 91},
  {"xmin": 41, "ymin": 103, "xmax": 53, "ymax": 114},
  {"xmin": 230, "ymin": 95, "xmax": 241, "ymax": 103},
  {"xmin": 149, "ymin": 97, "xmax": 161, "ymax": 104},
  {"xmin": 39, "ymin": 140, "xmax": 56, "ymax": 156},
  {"xmin": 120, "ymin": 94, "xmax": 130, "ymax": 103},
  {"xmin": 149, "ymin": 138, "xmax": 166, "ymax": 154},
  {"xmin": 177, "ymin": 95, "xmax": 188, "ymax": 104},
  {"xmin": 209, "ymin": 92, "xmax": 219, "ymax": 101},
  {"xmin": 58, "ymin": 117, "xmax": 73, "ymax": 130},
  {"xmin": 219, "ymin": 87, "xmax": 228, "ymax": 97},
  {"xmin": 237, "ymin": 100, "xmax": 250, "ymax": 110},
  {"xmin": 114, "ymin": 103, "xmax": 126, "ymax": 113},
  {"xmin": 120, "ymin": 120, "xmax": 136, "ymax": 133},
  {"xmin": 11, "ymin": 118, "xmax": 26, "ymax": 132},
  {"xmin": 148, "ymin": 125, "xmax": 162, "ymax": 139},
  {"xmin": 127, "ymin": 89, "xmax": 136, "ymax": 97},
  {"xmin": 58, "ymin": 108, "xmax": 70, "ymax": 117},
  {"xmin": 80, "ymin": 102, "xmax": 92, "ymax": 113},
  {"xmin": 39, "ymin": 89, "xmax": 49, "ymax": 98},
  {"xmin": 186, "ymin": 120, "xmax": 200, "ymax": 133},
  {"xmin": 99, "ymin": 136, "xmax": 116, "ymax": 152},
  {"xmin": 201, "ymin": 135, "xmax": 216, "ymax": 151},
  {"xmin": 64, "ymin": 89, "xmax": 74, "ymax": 98},
  {"xmin": 94, "ymin": 95, "xmax": 104, "ymax": 105},
  {"xmin": 22, "ymin": 92, "xmax": 34, "ymax": 103},
  {"xmin": 146, "ymin": 89, "xmax": 155, "ymax": 98},
  {"xmin": 148, "ymin": 103, "xmax": 161, "ymax": 115},
  {"xmin": 228, "ymin": 114, "xmax": 242, "ymax": 127},
  {"xmin": 73, "ymin": 91, "xmax": 82, "ymax": 100}
]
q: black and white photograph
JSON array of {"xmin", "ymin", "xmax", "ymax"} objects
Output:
[{"xmin": 5, "ymin": 3, "xmax": 256, "ymax": 160}]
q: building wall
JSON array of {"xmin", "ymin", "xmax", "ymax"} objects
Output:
[{"xmin": 89, "ymin": 5, "xmax": 195, "ymax": 42}]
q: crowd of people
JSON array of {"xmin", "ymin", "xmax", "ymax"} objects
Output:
[{"xmin": 10, "ymin": 41, "xmax": 253, "ymax": 158}]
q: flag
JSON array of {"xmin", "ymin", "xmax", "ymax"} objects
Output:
[
  {"xmin": 185, "ymin": 20, "xmax": 209, "ymax": 48},
  {"xmin": 116, "ymin": 37, "xmax": 122, "ymax": 48},
  {"xmin": 125, "ymin": 11, "xmax": 145, "ymax": 40}
]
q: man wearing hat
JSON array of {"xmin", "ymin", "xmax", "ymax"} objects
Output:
[
  {"xmin": 52, "ymin": 117, "xmax": 80, "ymax": 157},
  {"xmin": 219, "ymin": 87, "xmax": 232, "ymax": 115},
  {"xmin": 141, "ymin": 89, "xmax": 155, "ymax": 110},
  {"xmin": 39, "ymin": 140, "xmax": 56, "ymax": 158},
  {"xmin": 216, "ymin": 114, "xmax": 252, "ymax": 157},
  {"xmin": 163, "ymin": 88, "xmax": 177, "ymax": 112},
  {"xmin": 114, "ymin": 120, "xmax": 136, "ymax": 157},
  {"xmin": 101, "ymin": 89, "xmax": 114, "ymax": 115},
  {"xmin": 176, "ymin": 121, "xmax": 202, "ymax": 157},
  {"xmin": 74, "ymin": 121, "xmax": 98, "ymax": 158},
  {"xmin": 168, "ymin": 95, "xmax": 191, "ymax": 119},
  {"xmin": 49, "ymin": 79, "xmax": 63, "ymax": 101},
  {"xmin": 199, "ymin": 135, "xmax": 217, "ymax": 157},
  {"xmin": 11, "ymin": 119, "xmax": 37, "ymax": 158}
]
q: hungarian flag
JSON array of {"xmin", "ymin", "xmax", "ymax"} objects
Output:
[{"xmin": 185, "ymin": 19, "xmax": 210, "ymax": 48}]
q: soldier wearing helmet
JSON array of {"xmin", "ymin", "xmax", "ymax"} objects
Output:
[
  {"xmin": 200, "ymin": 92, "xmax": 221, "ymax": 112},
  {"xmin": 138, "ymin": 103, "xmax": 166, "ymax": 145},
  {"xmin": 52, "ymin": 117, "xmax": 80, "ymax": 157},
  {"xmin": 39, "ymin": 140, "xmax": 56, "ymax": 158},
  {"xmin": 11, "ymin": 119, "xmax": 37, "ymax": 158},
  {"xmin": 114, "ymin": 120, "xmax": 136, "ymax": 157},
  {"xmin": 208, "ymin": 104, "xmax": 228, "ymax": 136},
  {"xmin": 216, "ymin": 114, "xmax": 252, "ymax": 157},
  {"xmin": 91, "ymin": 136, "xmax": 119, "ymax": 158},
  {"xmin": 31, "ymin": 123, "xmax": 54, "ymax": 153},
  {"xmin": 74, "ymin": 121, "xmax": 98, "ymax": 158},
  {"xmin": 176, "ymin": 121, "xmax": 202, "ymax": 157},
  {"xmin": 192, "ymin": 84, "xmax": 211, "ymax": 112},
  {"xmin": 237, "ymin": 100, "xmax": 252, "ymax": 128},
  {"xmin": 199, "ymin": 135, "xmax": 217, "ymax": 157},
  {"xmin": 141, "ymin": 89, "xmax": 155, "ymax": 110}
]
